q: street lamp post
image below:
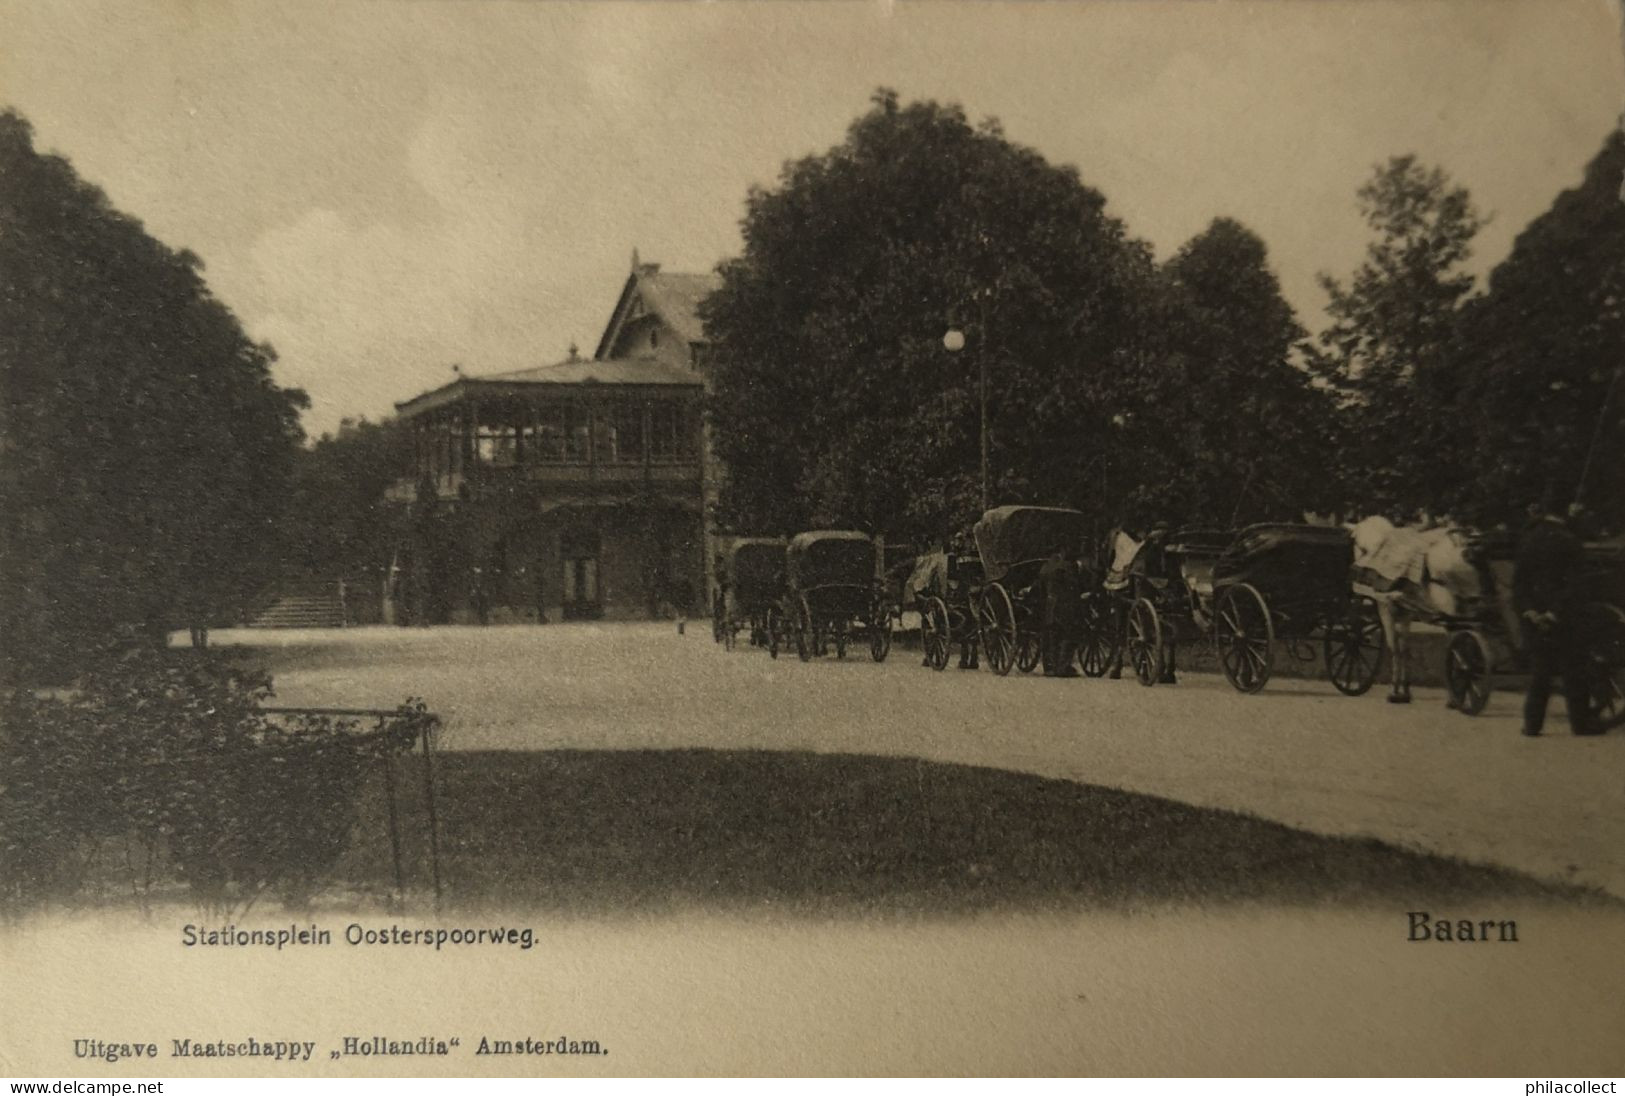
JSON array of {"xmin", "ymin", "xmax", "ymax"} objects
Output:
[{"xmin": 943, "ymin": 320, "xmax": 989, "ymax": 513}]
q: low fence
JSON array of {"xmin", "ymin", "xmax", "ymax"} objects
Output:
[
  {"xmin": 1, "ymin": 694, "xmax": 442, "ymax": 914},
  {"xmin": 262, "ymin": 707, "xmax": 443, "ymax": 909}
]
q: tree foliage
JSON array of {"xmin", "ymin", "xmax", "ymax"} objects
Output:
[
  {"xmin": 1312, "ymin": 155, "xmax": 1486, "ymax": 511},
  {"xmin": 702, "ymin": 92, "xmax": 1339, "ymax": 543},
  {"xmin": 702, "ymin": 90, "xmax": 1160, "ymax": 543},
  {"xmin": 0, "ymin": 109, "xmax": 307, "ymax": 682},
  {"xmin": 1453, "ymin": 132, "xmax": 1625, "ymax": 531},
  {"xmin": 1153, "ymin": 218, "xmax": 1337, "ymax": 524},
  {"xmin": 284, "ymin": 416, "xmax": 413, "ymax": 579}
]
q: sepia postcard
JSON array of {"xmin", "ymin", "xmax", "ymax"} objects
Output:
[{"xmin": 2, "ymin": 0, "xmax": 1624, "ymax": 1079}]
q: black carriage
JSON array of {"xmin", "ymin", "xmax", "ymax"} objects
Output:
[
  {"xmin": 715, "ymin": 538, "xmax": 786, "ymax": 652},
  {"xmin": 1208, "ymin": 523, "xmax": 1385, "ymax": 695},
  {"xmin": 783, "ymin": 531, "xmax": 893, "ymax": 663},
  {"xmin": 1443, "ymin": 537, "xmax": 1625, "ymax": 729},
  {"xmin": 1103, "ymin": 526, "xmax": 1233, "ymax": 686},
  {"xmin": 971, "ymin": 506, "xmax": 1093, "ymax": 676},
  {"xmin": 913, "ymin": 547, "xmax": 985, "ymax": 672}
]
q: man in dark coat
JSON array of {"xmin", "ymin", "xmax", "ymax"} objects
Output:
[
  {"xmin": 1515, "ymin": 507, "xmax": 1599, "ymax": 736},
  {"xmin": 1040, "ymin": 546, "xmax": 1080, "ymax": 677}
]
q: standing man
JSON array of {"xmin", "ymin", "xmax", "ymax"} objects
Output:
[
  {"xmin": 1514, "ymin": 504, "xmax": 1599, "ymax": 736},
  {"xmin": 712, "ymin": 551, "xmax": 729, "ymax": 643},
  {"xmin": 470, "ymin": 565, "xmax": 489, "ymax": 626},
  {"xmin": 673, "ymin": 575, "xmax": 693, "ymax": 635},
  {"xmin": 532, "ymin": 558, "xmax": 548, "ymax": 624},
  {"xmin": 1039, "ymin": 545, "xmax": 1080, "ymax": 677}
]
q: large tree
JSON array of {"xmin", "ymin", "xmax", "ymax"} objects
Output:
[
  {"xmin": 702, "ymin": 90, "xmax": 1158, "ymax": 543},
  {"xmin": 0, "ymin": 109, "xmax": 307, "ymax": 681},
  {"xmin": 1154, "ymin": 217, "xmax": 1338, "ymax": 525},
  {"xmin": 1453, "ymin": 131, "xmax": 1625, "ymax": 532},
  {"xmin": 283, "ymin": 416, "xmax": 412, "ymax": 580},
  {"xmin": 1312, "ymin": 155, "xmax": 1485, "ymax": 512}
]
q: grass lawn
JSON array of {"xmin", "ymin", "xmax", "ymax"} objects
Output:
[{"xmin": 343, "ymin": 748, "xmax": 1598, "ymax": 915}]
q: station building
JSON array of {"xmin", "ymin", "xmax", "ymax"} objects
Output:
[{"xmin": 389, "ymin": 258, "xmax": 721, "ymax": 623}]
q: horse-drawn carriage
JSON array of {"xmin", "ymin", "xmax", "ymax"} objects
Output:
[
  {"xmin": 714, "ymin": 537, "xmax": 786, "ymax": 651},
  {"xmin": 913, "ymin": 546, "xmax": 984, "ymax": 672},
  {"xmin": 1441, "ymin": 536, "xmax": 1625, "ymax": 729},
  {"xmin": 780, "ymin": 530, "xmax": 893, "ymax": 663},
  {"xmin": 1208, "ymin": 523, "xmax": 1386, "ymax": 695},
  {"xmin": 1100, "ymin": 525, "xmax": 1231, "ymax": 685},
  {"xmin": 969, "ymin": 506, "xmax": 1094, "ymax": 677},
  {"xmin": 1101, "ymin": 522, "xmax": 1383, "ymax": 694}
]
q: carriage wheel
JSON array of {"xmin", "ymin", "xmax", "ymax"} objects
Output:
[
  {"xmin": 869, "ymin": 601, "xmax": 893, "ymax": 663},
  {"xmin": 1586, "ymin": 606, "xmax": 1625, "ymax": 731},
  {"xmin": 979, "ymin": 585, "xmax": 1017, "ymax": 677},
  {"xmin": 1015, "ymin": 623, "xmax": 1043, "ymax": 674},
  {"xmin": 1077, "ymin": 596, "xmax": 1116, "ymax": 678},
  {"xmin": 767, "ymin": 607, "xmax": 781, "ymax": 659},
  {"xmin": 922, "ymin": 596, "xmax": 951, "ymax": 671},
  {"xmin": 795, "ymin": 597, "xmax": 813, "ymax": 662},
  {"xmin": 1216, "ymin": 582, "xmax": 1273, "ymax": 694},
  {"xmin": 1324, "ymin": 595, "xmax": 1384, "ymax": 696},
  {"xmin": 1445, "ymin": 629, "xmax": 1493, "ymax": 716},
  {"xmin": 1126, "ymin": 598, "xmax": 1163, "ymax": 688}
]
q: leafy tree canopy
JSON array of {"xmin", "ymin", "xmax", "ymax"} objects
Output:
[
  {"xmin": 1311, "ymin": 155, "xmax": 1486, "ymax": 512},
  {"xmin": 702, "ymin": 89, "xmax": 1160, "ymax": 544},
  {"xmin": 1453, "ymin": 132, "xmax": 1625, "ymax": 532},
  {"xmin": 284, "ymin": 416, "xmax": 413, "ymax": 578},
  {"xmin": 1154, "ymin": 217, "xmax": 1337, "ymax": 524},
  {"xmin": 0, "ymin": 108, "xmax": 307, "ymax": 681}
]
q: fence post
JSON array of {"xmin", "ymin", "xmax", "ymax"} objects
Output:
[{"xmin": 419, "ymin": 724, "xmax": 444, "ymax": 911}]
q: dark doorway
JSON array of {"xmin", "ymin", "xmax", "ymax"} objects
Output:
[{"xmin": 561, "ymin": 527, "xmax": 603, "ymax": 620}]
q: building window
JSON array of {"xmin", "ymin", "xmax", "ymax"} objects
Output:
[
  {"xmin": 533, "ymin": 403, "xmax": 588, "ymax": 463},
  {"xmin": 593, "ymin": 401, "xmax": 646, "ymax": 463},
  {"xmin": 568, "ymin": 404, "xmax": 590, "ymax": 462},
  {"xmin": 649, "ymin": 328, "xmax": 659, "ymax": 350},
  {"xmin": 476, "ymin": 422, "xmax": 518, "ymax": 466},
  {"xmin": 648, "ymin": 402, "xmax": 697, "ymax": 462},
  {"xmin": 439, "ymin": 419, "xmax": 457, "ymax": 479},
  {"xmin": 611, "ymin": 401, "xmax": 644, "ymax": 463},
  {"xmin": 593, "ymin": 409, "xmax": 617, "ymax": 464}
]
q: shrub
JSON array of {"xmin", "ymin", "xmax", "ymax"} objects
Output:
[{"xmin": 0, "ymin": 636, "xmax": 430, "ymax": 913}]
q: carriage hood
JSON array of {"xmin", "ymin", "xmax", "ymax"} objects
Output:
[
  {"xmin": 727, "ymin": 538, "xmax": 787, "ymax": 598},
  {"xmin": 786, "ymin": 531, "xmax": 878, "ymax": 589},
  {"xmin": 1213, "ymin": 523, "xmax": 1353, "ymax": 594},
  {"xmin": 972, "ymin": 506, "xmax": 1090, "ymax": 582}
]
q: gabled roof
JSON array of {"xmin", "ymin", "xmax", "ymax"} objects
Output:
[
  {"xmin": 594, "ymin": 262, "xmax": 722, "ymax": 359},
  {"xmin": 482, "ymin": 356, "xmax": 701, "ymax": 386},
  {"xmin": 395, "ymin": 355, "xmax": 701, "ymax": 418}
]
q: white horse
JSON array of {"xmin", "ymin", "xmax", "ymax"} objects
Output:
[{"xmin": 1347, "ymin": 515, "xmax": 1490, "ymax": 703}]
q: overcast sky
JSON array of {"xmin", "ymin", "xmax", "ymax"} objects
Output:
[{"xmin": 5, "ymin": 0, "xmax": 1622, "ymax": 438}]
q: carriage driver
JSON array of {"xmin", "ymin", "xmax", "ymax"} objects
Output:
[
  {"xmin": 1039, "ymin": 543, "xmax": 1081, "ymax": 677},
  {"xmin": 947, "ymin": 530, "xmax": 979, "ymax": 670},
  {"xmin": 1515, "ymin": 502, "xmax": 1601, "ymax": 736}
]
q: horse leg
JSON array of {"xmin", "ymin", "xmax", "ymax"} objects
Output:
[
  {"xmin": 1374, "ymin": 599, "xmax": 1407, "ymax": 703},
  {"xmin": 1388, "ymin": 610, "xmax": 1412, "ymax": 704},
  {"xmin": 1107, "ymin": 600, "xmax": 1125, "ymax": 679}
]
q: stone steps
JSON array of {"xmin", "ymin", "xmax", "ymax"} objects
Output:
[{"xmin": 247, "ymin": 592, "xmax": 344, "ymax": 629}]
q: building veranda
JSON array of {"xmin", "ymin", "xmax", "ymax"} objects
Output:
[{"xmin": 387, "ymin": 260, "xmax": 719, "ymax": 624}]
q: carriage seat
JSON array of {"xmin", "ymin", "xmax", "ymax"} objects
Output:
[
  {"xmin": 1165, "ymin": 528, "xmax": 1231, "ymax": 601},
  {"xmin": 1180, "ymin": 557, "xmax": 1217, "ymax": 600}
]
